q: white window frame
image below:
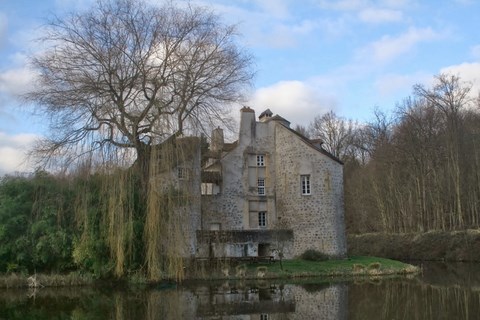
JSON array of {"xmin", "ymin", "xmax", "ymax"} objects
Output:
[
  {"xmin": 177, "ymin": 167, "xmax": 188, "ymax": 180},
  {"xmin": 301, "ymin": 175, "xmax": 311, "ymax": 195},
  {"xmin": 258, "ymin": 211, "xmax": 267, "ymax": 228},
  {"xmin": 257, "ymin": 178, "xmax": 265, "ymax": 195},
  {"xmin": 256, "ymin": 155, "xmax": 265, "ymax": 167}
]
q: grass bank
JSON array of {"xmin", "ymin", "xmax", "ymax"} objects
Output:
[
  {"xmin": 348, "ymin": 229, "xmax": 480, "ymax": 261},
  {"xmin": 0, "ymin": 272, "xmax": 95, "ymax": 289},
  {"xmin": 0, "ymin": 257, "xmax": 419, "ymax": 288},
  {"xmin": 189, "ymin": 256, "xmax": 419, "ymax": 281}
]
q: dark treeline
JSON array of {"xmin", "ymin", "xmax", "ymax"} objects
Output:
[{"xmin": 307, "ymin": 74, "xmax": 480, "ymax": 234}]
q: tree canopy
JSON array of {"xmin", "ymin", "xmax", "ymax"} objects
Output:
[{"xmin": 26, "ymin": 0, "xmax": 254, "ymax": 170}]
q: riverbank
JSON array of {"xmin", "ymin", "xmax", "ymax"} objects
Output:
[
  {"xmin": 0, "ymin": 256, "xmax": 418, "ymax": 288},
  {"xmin": 348, "ymin": 230, "xmax": 480, "ymax": 261},
  {"xmin": 190, "ymin": 256, "xmax": 418, "ymax": 281},
  {"xmin": 0, "ymin": 272, "xmax": 95, "ymax": 289}
]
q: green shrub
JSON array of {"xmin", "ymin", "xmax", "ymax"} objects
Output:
[{"xmin": 300, "ymin": 249, "xmax": 330, "ymax": 261}]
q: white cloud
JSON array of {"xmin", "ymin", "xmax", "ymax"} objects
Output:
[
  {"xmin": 358, "ymin": 8, "xmax": 403, "ymax": 24},
  {"xmin": 0, "ymin": 132, "xmax": 38, "ymax": 175},
  {"xmin": 0, "ymin": 67, "xmax": 36, "ymax": 97},
  {"xmin": 440, "ymin": 62, "xmax": 480, "ymax": 97},
  {"xmin": 248, "ymin": 80, "xmax": 337, "ymax": 126},
  {"xmin": 357, "ymin": 27, "xmax": 443, "ymax": 65}
]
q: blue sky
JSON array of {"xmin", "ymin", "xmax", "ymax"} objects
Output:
[{"xmin": 1, "ymin": 0, "xmax": 480, "ymax": 174}]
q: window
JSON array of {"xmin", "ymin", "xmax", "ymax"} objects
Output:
[
  {"xmin": 177, "ymin": 167, "xmax": 188, "ymax": 180},
  {"xmin": 201, "ymin": 183, "xmax": 220, "ymax": 195},
  {"xmin": 258, "ymin": 211, "xmax": 267, "ymax": 228},
  {"xmin": 257, "ymin": 178, "xmax": 265, "ymax": 195},
  {"xmin": 260, "ymin": 314, "xmax": 269, "ymax": 320},
  {"xmin": 209, "ymin": 223, "xmax": 221, "ymax": 231},
  {"xmin": 256, "ymin": 155, "xmax": 265, "ymax": 167},
  {"xmin": 301, "ymin": 175, "xmax": 311, "ymax": 195}
]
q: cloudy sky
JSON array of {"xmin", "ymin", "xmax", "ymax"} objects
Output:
[{"xmin": 1, "ymin": 0, "xmax": 480, "ymax": 174}]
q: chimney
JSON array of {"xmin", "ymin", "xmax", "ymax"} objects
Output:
[
  {"xmin": 211, "ymin": 127, "xmax": 224, "ymax": 152},
  {"xmin": 259, "ymin": 108, "xmax": 273, "ymax": 122},
  {"xmin": 239, "ymin": 106, "xmax": 256, "ymax": 146}
]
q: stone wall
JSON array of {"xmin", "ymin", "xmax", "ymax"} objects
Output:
[{"xmin": 274, "ymin": 125, "xmax": 347, "ymax": 258}]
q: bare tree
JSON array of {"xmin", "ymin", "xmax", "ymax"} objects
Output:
[
  {"xmin": 25, "ymin": 0, "xmax": 253, "ymax": 180},
  {"xmin": 293, "ymin": 124, "xmax": 310, "ymax": 138},
  {"xmin": 345, "ymin": 74, "xmax": 480, "ymax": 234},
  {"xmin": 414, "ymin": 74, "xmax": 473, "ymax": 228},
  {"xmin": 308, "ymin": 111, "xmax": 354, "ymax": 160}
]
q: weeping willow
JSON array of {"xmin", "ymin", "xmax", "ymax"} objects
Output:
[
  {"xmin": 144, "ymin": 138, "xmax": 200, "ymax": 281},
  {"xmin": 145, "ymin": 141, "xmax": 184, "ymax": 280},
  {"xmin": 104, "ymin": 169, "xmax": 135, "ymax": 277},
  {"xmin": 71, "ymin": 136, "xmax": 200, "ymax": 281},
  {"xmin": 73, "ymin": 153, "xmax": 136, "ymax": 277}
]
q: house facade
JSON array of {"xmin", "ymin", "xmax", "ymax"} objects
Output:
[{"xmin": 195, "ymin": 107, "xmax": 346, "ymax": 259}]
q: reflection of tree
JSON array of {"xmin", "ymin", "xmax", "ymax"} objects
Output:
[
  {"xmin": 272, "ymin": 200, "xmax": 290, "ymax": 271},
  {"xmin": 349, "ymin": 279, "xmax": 480, "ymax": 320}
]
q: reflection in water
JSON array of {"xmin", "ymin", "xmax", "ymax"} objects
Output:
[
  {"xmin": 190, "ymin": 281, "xmax": 347, "ymax": 319},
  {"xmin": 0, "ymin": 282, "xmax": 347, "ymax": 319},
  {"xmin": 349, "ymin": 278, "xmax": 480, "ymax": 320},
  {"xmin": 2, "ymin": 262, "xmax": 480, "ymax": 319}
]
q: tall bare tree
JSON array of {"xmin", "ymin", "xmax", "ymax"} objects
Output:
[
  {"xmin": 308, "ymin": 111, "xmax": 355, "ymax": 161},
  {"xmin": 25, "ymin": 0, "xmax": 253, "ymax": 179},
  {"xmin": 414, "ymin": 74, "xmax": 472, "ymax": 228}
]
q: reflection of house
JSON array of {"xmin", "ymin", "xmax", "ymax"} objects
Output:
[
  {"xmin": 193, "ymin": 282, "xmax": 348, "ymax": 320},
  {"xmin": 195, "ymin": 107, "xmax": 346, "ymax": 259}
]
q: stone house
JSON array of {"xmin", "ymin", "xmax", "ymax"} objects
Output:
[{"xmin": 193, "ymin": 107, "xmax": 347, "ymax": 259}]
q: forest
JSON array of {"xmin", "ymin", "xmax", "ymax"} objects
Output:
[{"xmin": 300, "ymin": 73, "xmax": 480, "ymax": 235}]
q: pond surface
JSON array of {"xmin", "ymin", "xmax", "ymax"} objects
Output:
[{"xmin": 1, "ymin": 262, "xmax": 480, "ymax": 319}]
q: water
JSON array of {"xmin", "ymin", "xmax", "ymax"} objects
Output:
[{"xmin": 1, "ymin": 262, "xmax": 480, "ymax": 319}]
